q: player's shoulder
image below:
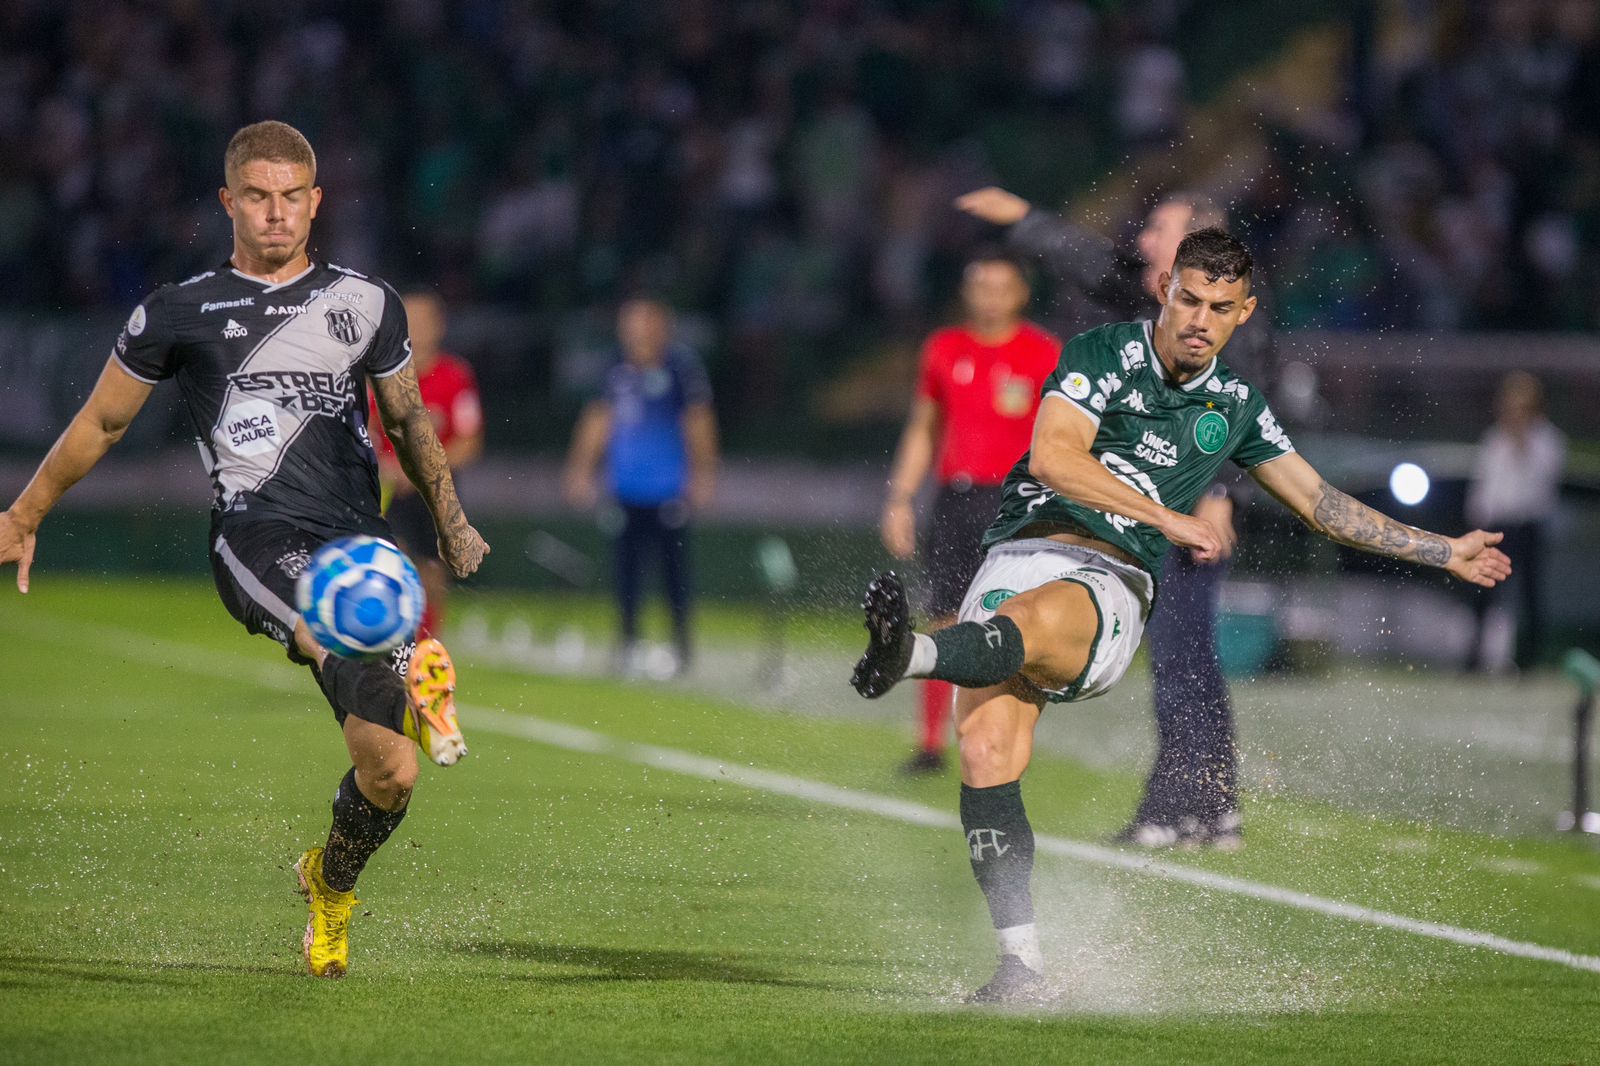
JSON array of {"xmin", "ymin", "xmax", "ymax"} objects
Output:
[
  {"xmin": 318, "ymin": 261, "xmax": 398, "ymax": 304},
  {"xmin": 1201, "ymin": 355, "xmax": 1265, "ymax": 406}
]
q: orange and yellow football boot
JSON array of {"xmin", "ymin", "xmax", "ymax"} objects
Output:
[{"xmin": 405, "ymin": 638, "xmax": 467, "ymax": 766}]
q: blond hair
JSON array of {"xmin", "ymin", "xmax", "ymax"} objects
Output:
[{"xmin": 224, "ymin": 121, "xmax": 316, "ymax": 184}]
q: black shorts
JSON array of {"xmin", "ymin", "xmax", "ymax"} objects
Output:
[
  {"xmin": 385, "ymin": 491, "xmax": 437, "ymax": 561},
  {"xmin": 923, "ymin": 483, "xmax": 1004, "ymax": 619},
  {"xmin": 209, "ymin": 514, "xmax": 399, "ymax": 666}
]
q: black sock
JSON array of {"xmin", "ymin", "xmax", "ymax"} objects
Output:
[
  {"xmin": 313, "ymin": 655, "xmax": 408, "ymax": 734},
  {"xmin": 926, "ymin": 616, "xmax": 1026, "ymax": 688},
  {"xmin": 961, "ymin": 781, "xmax": 1036, "ymax": 929},
  {"xmin": 322, "ymin": 767, "xmax": 407, "ymax": 892}
]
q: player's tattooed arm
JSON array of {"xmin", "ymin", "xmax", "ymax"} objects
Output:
[
  {"xmin": 1310, "ymin": 480, "xmax": 1452, "ymax": 567},
  {"xmin": 371, "ymin": 363, "xmax": 489, "ymax": 577},
  {"xmin": 1250, "ymin": 451, "xmax": 1511, "ymax": 588}
]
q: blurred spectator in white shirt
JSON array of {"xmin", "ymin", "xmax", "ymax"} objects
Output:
[{"xmin": 1466, "ymin": 370, "xmax": 1566, "ymax": 672}]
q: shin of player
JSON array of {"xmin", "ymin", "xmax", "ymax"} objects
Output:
[{"xmin": 851, "ymin": 228, "xmax": 1511, "ymax": 1003}]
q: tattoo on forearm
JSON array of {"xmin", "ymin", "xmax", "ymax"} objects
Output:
[
  {"xmin": 1311, "ymin": 481, "xmax": 1451, "ymax": 567},
  {"xmin": 379, "ymin": 366, "xmax": 464, "ymax": 535}
]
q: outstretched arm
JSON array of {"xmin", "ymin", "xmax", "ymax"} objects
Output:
[
  {"xmin": 2, "ymin": 359, "xmax": 155, "ymax": 592},
  {"xmin": 371, "ymin": 362, "xmax": 489, "ymax": 578},
  {"xmin": 1251, "ymin": 452, "xmax": 1512, "ymax": 587}
]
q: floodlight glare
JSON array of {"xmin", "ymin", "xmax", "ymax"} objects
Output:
[{"xmin": 1389, "ymin": 462, "xmax": 1430, "ymax": 506}]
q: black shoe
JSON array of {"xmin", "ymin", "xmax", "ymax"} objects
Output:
[
  {"xmin": 964, "ymin": 954, "xmax": 1044, "ymax": 1005},
  {"xmin": 850, "ymin": 572, "xmax": 914, "ymax": 699},
  {"xmin": 1110, "ymin": 821, "xmax": 1181, "ymax": 848},
  {"xmin": 899, "ymin": 748, "xmax": 945, "ymax": 775}
]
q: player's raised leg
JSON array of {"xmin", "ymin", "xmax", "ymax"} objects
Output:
[{"xmin": 851, "ymin": 570, "xmax": 1094, "ymax": 701}]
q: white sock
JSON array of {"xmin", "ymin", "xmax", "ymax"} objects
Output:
[
  {"xmin": 997, "ymin": 923, "xmax": 1042, "ymax": 972},
  {"xmin": 905, "ymin": 632, "xmax": 938, "ymax": 677}
]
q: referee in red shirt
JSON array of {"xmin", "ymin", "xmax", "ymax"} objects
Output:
[
  {"xmin": 369, "ymin": 291, "xmax": 485, "ymax": 639},
  {"xmin": 881, "ymin": 250, "xmax": 1061, "ymax": 772}
]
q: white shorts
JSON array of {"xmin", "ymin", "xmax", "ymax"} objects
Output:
[{"xmin": 956, "ymin": 538, "xmax": 1154, "ymax": 704}]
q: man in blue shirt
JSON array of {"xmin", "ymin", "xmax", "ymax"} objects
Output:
[{"xmin": 564, "ymin": 297, "xmax": 719, "ymax": 675}]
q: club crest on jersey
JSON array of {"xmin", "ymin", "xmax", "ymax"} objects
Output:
[
  {"xmin": 324, "ymin": 307, "xmax": 363, "ymax": 346},
  {"xmin": 1194, "ymin": 410, "xmax": 1229, "ymax": 454},
  {"xmin": 980, "ymin": 589, "xmax": 1017, "ymax": 611}
]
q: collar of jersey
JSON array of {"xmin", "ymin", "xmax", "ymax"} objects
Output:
[
  {"xmin": 1143, "ymin": 319, "xmax": 1217, "ymax": 393},
  {"xmin": 226, "ymin": 259, "xmax": 316, "ymax": 293}
]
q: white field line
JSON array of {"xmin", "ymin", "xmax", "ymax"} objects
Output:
[{"xmin": 11, "ymin": 612, "xmax": 1600, "ymax": 977}]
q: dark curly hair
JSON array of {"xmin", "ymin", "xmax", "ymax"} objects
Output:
[{"xmin": 1172, "ymin": 227, "xmax": 1252, "ymax": 285}]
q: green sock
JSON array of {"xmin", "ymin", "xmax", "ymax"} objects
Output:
[{"xmin": 916, "ymin": 616, "xmax": 1026, "ymax": 688}]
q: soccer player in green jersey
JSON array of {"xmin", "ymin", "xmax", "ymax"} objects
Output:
[{"xmin": 850, "ymin": 228, "xmax": 1513, "ymax": 1003}]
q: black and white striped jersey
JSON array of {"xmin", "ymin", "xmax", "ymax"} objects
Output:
[{"xmin": 112, "ymin": 260, "xmax": 411, "ymax": 538}]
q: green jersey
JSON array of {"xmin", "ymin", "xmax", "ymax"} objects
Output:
[{"xmin": 982, "ymin": 320, "xmax": 1294, "ymax": 579}]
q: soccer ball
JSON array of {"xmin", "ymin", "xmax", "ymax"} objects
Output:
[{"xmin": 296, "ymin": 536, "xmax": 425, "ymax": 660}]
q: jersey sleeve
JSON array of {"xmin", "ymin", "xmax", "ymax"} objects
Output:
[
  {"xmin": 363, "ymin": 283, "xmax": 413, "ymax": 378},
  {"xmin": 1039, "ymin": 326, "xmax": 1123, "ymax": 429},
  {"xmin": 111, "ymin": 290, "xmax": 177, "ymax": 383},
  {"xmin": 1229, "ymin": 395, "xmax": 1296, "ymax": 468}
]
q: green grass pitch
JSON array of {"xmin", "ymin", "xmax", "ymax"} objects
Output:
[{"xmin": 2, "ymin": 577, "xmax": 1598, "ymax": 1065}]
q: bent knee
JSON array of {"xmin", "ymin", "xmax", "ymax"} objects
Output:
[
  {"xmin": 958, "ymin": 729, "xmax": 1017, "ymax": 785},
  {"xmin": 361, "ymin": 759, "xmax": 418, "ymax": 808}
]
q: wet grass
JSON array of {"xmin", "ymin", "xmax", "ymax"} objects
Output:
[{"xmin": 1, "ymin": 579, "xmax": 1597, "ymax": 1065}]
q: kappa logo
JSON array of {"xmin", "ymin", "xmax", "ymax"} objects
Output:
[
  {"xmin": 181, "ymin": 270, "xmax": 217, "ymax": 286},
  {"xmin": 980, "ymin": 588, "xmax": 1017, "ymax": 612},
  {"xmin": 1111, "ymin": 616, "xmax": 1123, "ymax": 639},
  {"xmin": 222, "ymin": 319, "xmax": 249, "ymax": 339},
  {"xmin": 980, "ymin": 621, "xmax": 1005, "ymax": 648},
  {"xmin": 324, "ymin": 307, "xmax": 363, "ymax": 345},
  {"xmin": 1124, "ymin": 388, "xmax": 1149, "ymax": 414},
  {"xmin": 967, "ymin": 828, "xmax": 1010, "ymax": 862}
]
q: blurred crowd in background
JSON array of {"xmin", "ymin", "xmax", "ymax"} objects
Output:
[{"xmin": 5, "ymin": 0, "xmax": 1599, "ymax": 333}]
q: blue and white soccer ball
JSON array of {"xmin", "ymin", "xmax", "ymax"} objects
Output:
[{"xmin": 295, "ymin": 536, "xmax": 425, "ymax": 660}]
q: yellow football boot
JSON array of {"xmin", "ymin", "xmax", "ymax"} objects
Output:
[
  {"xmin": 294, "ymin": 847, "xmax": 358, "ymax": 978},
  {"xmin": 405, "ymin": 638, "xmax": 467, "ymax": 766}
]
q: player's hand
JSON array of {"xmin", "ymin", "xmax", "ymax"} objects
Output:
[
  {"xmin": 880, "ymin": 499, "xmax": 916, "ymax": 560},
  {"xmin": 0, "ymin": 510, "xmax": 37, "ymax": 593},
  {"xmin": 954, "ymin": 186, "xmax": 1032, "ymax": 227},
  {"xmin": 1161, "ymin": 511, "xmax": 1224, "ymax": 565},
  {"xmin": 1444, "ymin": 530, "xmax": 1512, "ymax": 588},
  {"xmin": 439, "ymin": 522, "xmax": 490, "ymax": 579},
  {"xmin": 1190, "ymin": 493, "xmax": 1237, "ymax": 564}
]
